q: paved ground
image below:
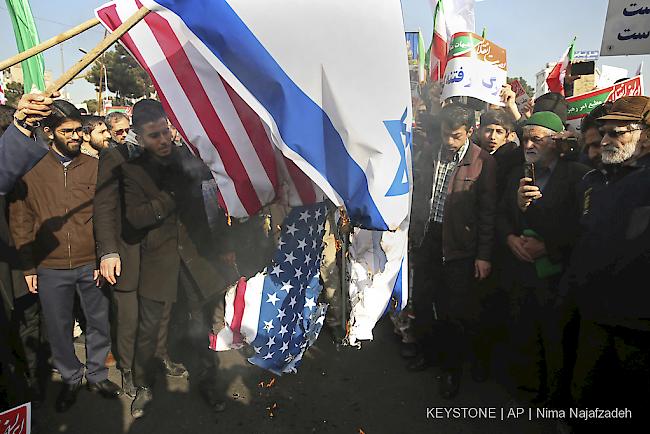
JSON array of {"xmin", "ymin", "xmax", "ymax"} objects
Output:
[{"xmin": 33, "ymin": 319, "xmax": 561, "ymax": 434}]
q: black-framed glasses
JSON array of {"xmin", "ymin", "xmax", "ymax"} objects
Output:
[
  {"xmin": 56, "ymin": 127, "xmax": 84, "ymax": 137},
  {"xmin": 598, "ymin": 127, "xmax": 647, "ymax": 138}
]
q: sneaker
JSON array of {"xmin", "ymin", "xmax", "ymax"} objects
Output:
[
  {"xmin": 121, "ymin": 370, "xmax": 137, "ymax": 397},
  {"xmin": 131, "ymin": 387, "xmax": 153, "ymax": 419},
  {"xmin": 160, "ymin": 358, "xmax": 188, "ymax": 378}
]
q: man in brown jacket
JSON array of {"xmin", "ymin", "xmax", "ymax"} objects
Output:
[
  {"xmin": 9, "ymin": 100, "xmax": 120, "ymax": 413},
  {"xmin": 409, "ymin": 103, "xmax": 497, "ymax": 399}
]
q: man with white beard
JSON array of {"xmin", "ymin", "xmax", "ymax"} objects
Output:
[{"xmin": 565, "ymin": 96, "xmax": 650, "ymax": 429}]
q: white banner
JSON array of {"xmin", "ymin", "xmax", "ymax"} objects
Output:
[{"xmin": 601, "ymin": 0, "xmax": 650, "ymax": 56}]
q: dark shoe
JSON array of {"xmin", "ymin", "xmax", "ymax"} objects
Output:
[
  {"xmin": 400, "ymin": 342, "xmax": 418, "ymax": 359},
  {"xmin": 199, "ymin": 380, "xmax": 226, "ymax": 413},
  {"xmin": 131, "ymin": 387, "xmax": 153, "ymax": 419},
  {"xmin": 121, "ymin": 370, "xmax": 137, "ymax": 398},
  {"xmin": 87, "ymin": 379, "xmax": 122, "ymax": 398},
  {"xmin": 438, "ymin": 370, "xmax": 461, "ymax": 400},
  {"xmin": 160, "ymin": 358, "xmax": 188, "ymax": 378},
  {"xmin": 406, "ymin": 354, "xmax": 430, "ymax": 372},
  {"xmin": 55, "ymin": 381, "xmax": 83, "ymax": 413},
  {"xmin": 471, "ymin": 359, "xmax": 489, "ymax": 383}
]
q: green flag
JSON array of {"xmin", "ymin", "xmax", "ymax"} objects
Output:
[
  {"xmin": 417, "ymin": 30, "xmax": 426, "ymax": 82},
  {"xmin": 5, "ymin": 0, "xmax": 46, "ymax": 93}
]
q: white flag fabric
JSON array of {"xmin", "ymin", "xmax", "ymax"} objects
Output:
[{"xmin": 98, "ymin": 0, "xmax": 413, "ymax": 231}]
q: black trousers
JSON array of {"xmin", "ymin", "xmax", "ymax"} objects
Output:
[
  {"xmin": 11, "ymin": 293, "xmax": 46, "ymax": 385},
  {"xmin": 411, "ymin": 223, "xmax": 481, "ymax": 372},
  {"xmin": 38, "ymin": 265, "xmax": 110, "ymax": 385},
  {"xmin": 572, "ymin": 321, "xmax": 650, "ymax": 422},
  {"xmin": 113, "ymin": 290, "xmax": 172, "ymax": 372},
  {"xmin": 133, "ymin": 262, "xmax": 224, "ymax": 388}
]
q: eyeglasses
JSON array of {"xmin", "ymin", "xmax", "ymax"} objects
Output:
[
  {"xmin": 598, "ymin": 127, "xmax": 647, "ymax": 138},
  {"xmin": 56, "ymin": 127, "xmax": 84, "ymax": 137},
  {"xmin": 113, "ymin": 128, "xmax": 130, "ymax": 136}
]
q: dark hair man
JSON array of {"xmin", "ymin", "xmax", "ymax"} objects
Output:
[
  {"xmin": 8, "ymin": 99, "xmax": 121, "ymax": 413},
  {"xmin": 95, "ymin": 103, "xmax": 185, "ymax": 399},
  {"xmin": 409, "ymin": 103, "xmax": 496, "ymax": 399},
  {"xmin": 0, "ymin": 93, "xmax": 59, "ymax": 194},
  {"xmin": 122, "ymin": 100, "xmax": 235, "ymax": 418},
  {"xmin": 578, "ymin": 102, "xmax": 613, "ymax": 169},
  {"xmin": 81, "ymin": 115, "xmax": 111, "ymax": 159},
  {"xmin": 498, "ymin": 111, "xmax": 589, "ymax": 406},
  {"xmin": 566, "ymin": 96, "xmax": 650, "ymax": 424},
  {"xmin": 105, "ymin": 111, "xmax": 130, "ymax": 146},
  {"xmin": 0, "ymin": 95, "xmax": 51, "ymax": 410},
  {"xmin": 478, "ymin": 109, "xmax": 521, "ymax": 197}
]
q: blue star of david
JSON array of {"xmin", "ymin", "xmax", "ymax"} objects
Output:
[{"xmin": 384, "ymin": 108, "xmax": 411, "ymax": 197}]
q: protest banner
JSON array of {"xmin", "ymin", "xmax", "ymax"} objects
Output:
[
  {"xmin": 0, "ymin": 76, "xmax": 6, "ymax": 105},
  {"xmin": 601, "ymin": 0, "xmax": 650, "ymax": 56},
  {"xmin": 509, "ymin": 79, "xmax": 530, "ymax": 112},
  {"xmin": 440, "ymin": 31, "xmax": 507, "ymax": 106},
  {"xmin": 566, "ymin": 75, "xmax": 644, "ymax": 130},
  {"xmin": 573, "ymin": 50, "xmax": 600, "ymax": 61},
  {"xmin": 0, "ymin": 403, "xmax": 31, "ymax": 434}
]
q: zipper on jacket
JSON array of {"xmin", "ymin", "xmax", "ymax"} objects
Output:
[{"xmin": 64, "ymin": 166, "xmax": 72, "ymax": 269}]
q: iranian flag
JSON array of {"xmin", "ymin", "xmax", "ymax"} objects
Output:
[
  {"xmin": 426, "ymin": 0, "xmax": 475, "ymax": 81},
  {"xmin": 546, "ymin": 38, "xmax": 576, "ymax": 95}
]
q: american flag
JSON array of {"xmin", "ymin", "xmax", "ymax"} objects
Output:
[
  {"xmin": 96, "ymin": 0, "xmax": 321, "ymax": 218},
  {"xmin": 210, "ymin": 203, "xmax": 328, "ymax": 374}
]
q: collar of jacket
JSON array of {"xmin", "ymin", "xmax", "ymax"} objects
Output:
[
  {"xmin": 46, "ymin": 148, "xmax": 88, "ymax": 170},
  {"xmin": 457, "ymin": 141, "xmax": 481, "ymax": 167}
]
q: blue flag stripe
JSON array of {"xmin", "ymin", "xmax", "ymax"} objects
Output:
[{"xmin": 154, "ymin": 0, "xmax": 388, "ymax": 230}]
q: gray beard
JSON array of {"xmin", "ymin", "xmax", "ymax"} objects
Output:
[{"xmin": 601, "ymin": 141, "xmax": 636, "ymax": 165}]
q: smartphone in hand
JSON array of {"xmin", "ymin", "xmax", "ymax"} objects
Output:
[{"xmin": 523, "ymin": 162, "xmax": 536, "ymax": 186}]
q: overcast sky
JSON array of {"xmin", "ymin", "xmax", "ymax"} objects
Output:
[{"xmin": 1, "ymin": 0, "xmax": 648, "ymax": 103}]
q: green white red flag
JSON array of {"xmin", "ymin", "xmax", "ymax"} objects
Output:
[
  {"xmin": 426, "ymin": 0, "xmax": 475, "ymax": 81},
  {"xmin": 546, "ymin": 38, "xmax": 575, "ymax": 96}
]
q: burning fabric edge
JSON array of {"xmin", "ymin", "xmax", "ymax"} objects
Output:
[{"xmin": 209, "ymin": 203, "xmax": 329, "ymax": 375}]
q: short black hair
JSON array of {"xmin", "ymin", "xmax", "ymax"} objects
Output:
[
  {"xmin": 82, "ymin": 115, "xmax": 105, "ymax": 134},
  {"xmin": 479, "ymin": 109, "xmax": 516, "ymax": 132},
  {"xmin": 42, "ymin": 99, "xmax": 82, "ymax": 130},
  {"xmin": 0, "ymin": 105, "xmax": 16, "ymax": 135},
  {"xmin": 580, "ymin": 102, "xmax": 613, "ymax": 132},
  {"xmin": 131, "ymin": 99, "xmax": 166, "ymax": 132},
  {"xmin": 439, "ymin": 103, "xmax": 474, "ymax": 131}
]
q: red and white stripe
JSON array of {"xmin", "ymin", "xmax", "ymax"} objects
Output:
[
  {"xmin": 210, "ymin": 275, "xmax": 265, "ymax": 351},
  {"xmin": 96, "ymin": 0, "xmax": 320, "ymax": 217}
]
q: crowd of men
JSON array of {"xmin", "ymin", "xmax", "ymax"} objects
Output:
[
  {"xmin": 405, "ymin": 84, "xmax": 650, "ymax": 427},
  {"xmin": 0, "ymin": 80, "xmax": 648, "ymax": 430}
]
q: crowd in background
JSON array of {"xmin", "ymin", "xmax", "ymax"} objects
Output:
[{"xmin": 0, "ymin": 78, "xmax": 649, "ymax": 430}]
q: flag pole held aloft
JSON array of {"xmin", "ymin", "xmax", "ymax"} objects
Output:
[
  {"xmin": 45, "ymin": 6, "xmax": 150, "ymax": 96},
  {"xmin": 0, "ymin": 17, "xmax": 101, "ymax": 73}
]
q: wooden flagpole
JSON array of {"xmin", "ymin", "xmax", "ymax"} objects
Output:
[
  {"xmin": 46, "ymin": 6, "xmax": 150, "ymax": 96},
  {"xmin": 0, "ymin": 17, "xmax": 101, "ymax": 72}
]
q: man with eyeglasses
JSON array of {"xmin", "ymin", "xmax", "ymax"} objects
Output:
[
  {"xmin": 497, "ymin": 111, "xmax": 589, "ymax": 407},
  {"xmin": 8, "ymin": 100, "xmax": 121, "ymax": 413},
  {"xmin": 105, "ymin": 111, "xmax": 131, "ymax": 147},
  {"xmin": 565, "ymin": 96, "xmax": 650, "ymax": 426}
]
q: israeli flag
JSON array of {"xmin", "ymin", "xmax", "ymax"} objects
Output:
[{"xmin": 139, "ymin": 0, "xmax": 413, "ymax": 230}]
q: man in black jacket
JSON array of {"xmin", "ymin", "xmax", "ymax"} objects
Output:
[
  {"xmin": 566, "ymin": 96, "xmax": 650, "ymax": 426},
  {"xmin": 498, "ymin": 111, "xmax": 589, "ymax": 405},
  {"xmin": 123, "ymin": 100, "xmax": 236, "ymax": 418}
]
